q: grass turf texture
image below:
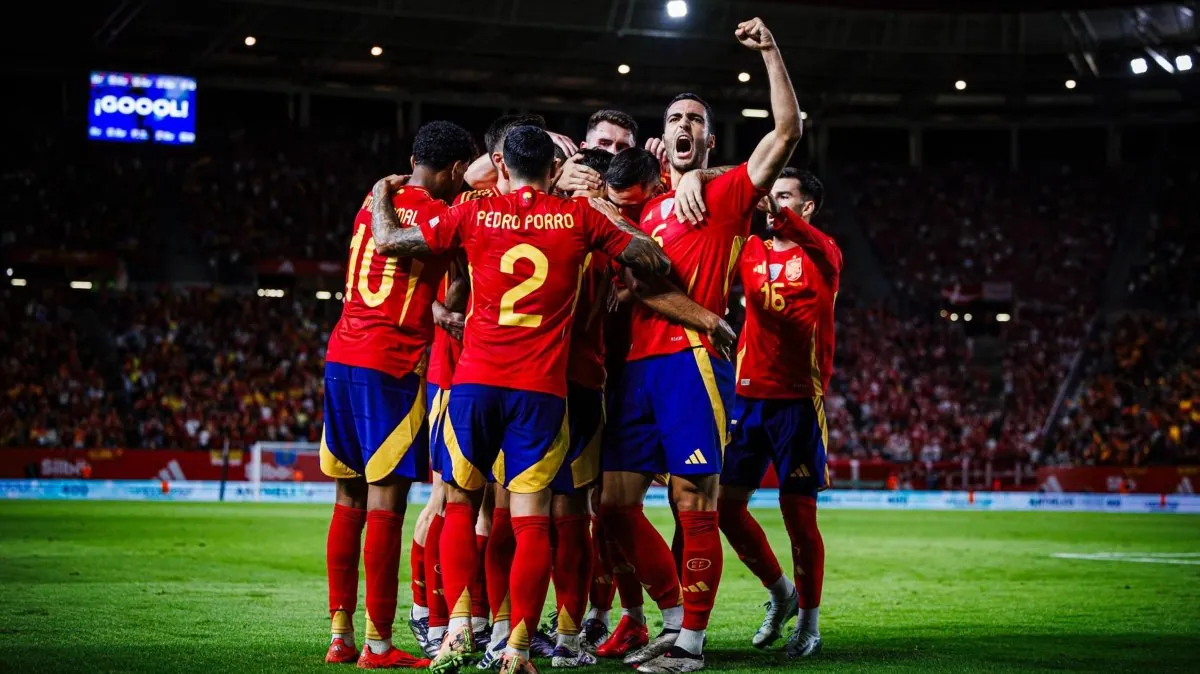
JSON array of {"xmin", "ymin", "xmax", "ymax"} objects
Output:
[{"xmin": 1, "ymin": 502, "xmax": 1198, "ymax": 673}]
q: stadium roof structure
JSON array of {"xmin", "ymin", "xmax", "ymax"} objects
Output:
[{"xmin": 10, "ymin": 0, "xmax": 1200, "ymax": 123}]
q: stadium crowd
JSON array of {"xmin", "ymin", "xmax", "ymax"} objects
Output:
[
  {"xmin": 1053, "ymin": 313, "xmax": 1199, "ymax": 465},
  {"xmin": 1, "ymin": 287, "xmax": 328, "ymax": 451}
]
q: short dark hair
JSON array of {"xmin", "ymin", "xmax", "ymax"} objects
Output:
[
  {"xmin": 485, "ymin": 114, "xmax": 547, "ymax": 155},
  {"xmin": 587, "ymin": 109, "xmax": 638, "ymax": 141},
  {"xmin": 412, "ymin": 121, "xmax": 477, "ymax": 170},
  {"xmin": 606, "ymin": 148, "xmax": 661, "ymax": 190},
  {"xmin": 575, "ymin": 148, "xmax": 614, "ymax": 177},
  {"xmin": 503, "ymin": 125, "xmax": 556, "ymax": 181},
  {"xmin": 663, "ymin": 93, "xmax": 715, "ymax": 131},
  {"xmin": 779, "ymin": 167, "xmax": 824, "ymax": 214}
]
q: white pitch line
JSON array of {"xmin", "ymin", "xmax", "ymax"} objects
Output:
[{"xmin": 1053, "ymin": 552, "xmax": 1200, "ymax": 565}]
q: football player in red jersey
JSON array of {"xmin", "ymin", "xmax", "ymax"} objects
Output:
[
  {"xmin": 600, "ymin": 17, "xmax": 803, "ymax": 673},
  {"xmin": 412, "ymin": 114, "xmax": 545, "ymax": 660},
  {"xmin": 320, "ymin": 121, "xmax": 476, "ymax": 669},
  {"xmin": 718, "ymin": 168, "xmax": 840, "ymax": 658},
  {"xmin": 553, "ymin": 149, "xmax": 733, "ymax": 668},
  {"xmin": 370, "ymin": 125, "xmax": 670, "ymax": 674},
  {"xmin": 584, "ymin": 148, "xmax": 665, "ymax": 657}
]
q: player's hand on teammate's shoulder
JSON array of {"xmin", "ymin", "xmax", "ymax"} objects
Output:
[
  {"xmin": 556, "ymin": 153, "xmax": 604, "ymax": 194},
  {"xmin": 735, "ymin": 17, "xmax": 776, "ymax": 51},
  {"xmin": 674, "ymin": 170, "xmax": 709, "ymax": 225},
  {"xmin": 375, "ymin": 174, "xmax": 411, "ymax": 196}
]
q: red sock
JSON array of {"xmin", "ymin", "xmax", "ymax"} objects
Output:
[
  {"xmin": 426, "ymin": 513, "xmax": 448, "ymax": 629},
  {"xmin": 471, "ymin": 534, "xmax": 490, "ymax": 620},
  {"xmin": 601, "ymin": 505, "xmax": 680, "ymax": 609},
  {"xmin": 613, "ymin": 551, "xmax": 645, "ymax": 610},
  {"xmin": 588, "ymin": 516, "xmax": 616, "ymax": 611},
  {"xmin": 486, "ymin": 507, "xmax": 515, "ymax": 623},
  {"xmin": 364, "ymin": 510, "xmax": 404, "ymax": 639},
  {"xmin": 411, "ymin": 540, "xmax": 427, "ymax": 608},
  {"xmin": 718, "ymin": 499, "xmax": 783, "ymax": 586},
  {"xmin": 781, "ymin": 495, "xmax": 824, "ymax": 608},
  {"xmin": 439, "ymin": 503, "xmax": 478, "ymax": 621},
  {"xmin": 552, "ymin": 514, "xmax": 592, "ymax": 636},
  {"xmin": 327, "ymin": 504, "xmax": 367, "ymax": 620},
  {"xmin": 671, "ymin": 518, "xmax": 685, "ymax": 579},
  {"xmin": 679, "ymin": 510, "xmax": 722, "ymax": 631},
  {"xmin": 508, "ymin": 515, "xmax": 552, "ymax": 651}
]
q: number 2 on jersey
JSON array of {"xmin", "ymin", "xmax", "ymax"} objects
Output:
[{"xmin": 499, "ymin": 244, "xmax": 549, "ymax": 327}]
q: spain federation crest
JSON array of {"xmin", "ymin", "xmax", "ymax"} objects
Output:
[
  {"xmin": 785, "ymin": 257, "xmax": 803, "ymax": 282},
  {"xmin": 660, "ymin": 197, "xmax": 675, "ymax": 219}
]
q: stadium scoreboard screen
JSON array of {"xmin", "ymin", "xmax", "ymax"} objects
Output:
[{"xmin": 88, "ymin": 71, "xmax": 196, "ymax": 145}]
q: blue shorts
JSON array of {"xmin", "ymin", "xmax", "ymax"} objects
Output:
[
  {"xmin": 320, "ymin": 362, "xmax": 429, "ymax": 483},
  {"xmin": 721, "ymin": 395, "xmax": 830, "ymax": 497},
  {"xmin": 603, "ymin": 349, "xmax": 734, "ymax": 477},
  {"xmin": 551, "ymin": 383, "xmax": 605, "ymax": 495},
  {"xmin": 443, "ymin": 383, "xmax": 568, "ymax": 494},
  {"xmin": 427, "ymin": 383, "xmax": 451, "ymax": 477}
]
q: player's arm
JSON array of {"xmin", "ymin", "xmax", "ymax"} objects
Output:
[
  {"xmin": 431, "ymin": 257, "xmax": 470, "ymax": 340},
  {"xmin": 465, "ymin": 155, "xmax": 498, "ymax": 190},
  {"xmin": 763, "ymin": 198, "xmax": 844, "ymax": 278},
  {"xmin": 371, "ymin": 178, "xmax": 464, "ymax": 258},
  {"xmin": 674, "ymin": 165, "xmax": 736, "ymax": 224},
  {"xmin": 740, "ymin": 18, "xmax": 802, "ymax": 189},
  {"xmin": 587, "ymin": 198, "xmax": 671, "ymax": 277},
  {"xmin": 621, "ymin": 267, "xmax": 737, "ymax": 360}
]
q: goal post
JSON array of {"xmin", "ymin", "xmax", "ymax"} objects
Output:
[{"xmin": 248, "ymin": 441, "xmax": 321, "ymax": 502}]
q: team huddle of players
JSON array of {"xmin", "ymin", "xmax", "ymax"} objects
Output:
[{"xmin": 317, "ymin": 18, "xmax": 842, "ymax": 674}]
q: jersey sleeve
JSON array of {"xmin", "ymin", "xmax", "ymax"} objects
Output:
[
  {"xmin": 771, "ymin": 208, "xmax": 843, "ymax": 280},
  {"xmin": 582, "ymin": 205, "xmax": 635, "ymax": 261},
  {"xmin": 705, "ymin": 163, "xmax": 768, "ymax": 230},
  {"xmin": 420, "ymin": 201, "xmax": 473, "ymax": 255}
]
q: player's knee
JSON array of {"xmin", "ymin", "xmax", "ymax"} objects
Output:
[
  {"xmin": 335, "ymin": 477, "xmax": 368, "ymax": 509},
  {"xmin": 716, "ymin": 496, "xmax": 749, "ymax": 531},
  {"xmin": 552, "ymin": 491, "xmax": 589, "ymax": 518},
  {"xmin": 367, "ymin": 479, "xmax": 411, "ymax": 514},
  {"xmin": 672, "ymin": 474, "xmax": 718, "ymax": 512}
]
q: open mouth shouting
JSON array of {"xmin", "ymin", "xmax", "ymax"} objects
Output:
[{"xmin": 673, "ymin": 134, "xmax": 695, "ymax": 163}]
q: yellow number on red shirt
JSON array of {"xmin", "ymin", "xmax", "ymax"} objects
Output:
[
  {"xmin": 345, "ymin": 223, "xmax": 398, "ymax": 307},
  {"xmin": 651, "ymin": 224, "xmax": 667, "ymax": 248},
  {"xmin": 759, "ymin": 281, "xmax": 786, "ymax": 311},
  {"xmin": 499, "ymin": 244, "xmax": 549, "ymax": 327}
]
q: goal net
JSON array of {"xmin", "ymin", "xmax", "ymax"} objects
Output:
[
  {"xmin": 245, "ymin": 441, "xmax": 434, "ymax": 504},
  {"xmin": 247, "ymin": 441, "xmax": 322, "ymax": 502}
]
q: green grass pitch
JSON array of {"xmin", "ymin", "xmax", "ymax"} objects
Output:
[{"xmin": 1, "ymin": 501, "xmax": 1198, "ymax": 673}]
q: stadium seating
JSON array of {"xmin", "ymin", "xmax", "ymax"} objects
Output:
[
  {"xmin": 1053, "ymin": 313, "xmax": 1199, "ymax": 465},
  {"xmin": 1, "ymin": 287, "xmax": 328, "ymax": 450}
]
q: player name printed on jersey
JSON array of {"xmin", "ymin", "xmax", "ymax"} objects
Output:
[
  {"xmin": 326, "ymin": 186, "xmax": 450, "ymax": 379},
  {"xmin": 420, "ymin": 187, "xmax": 633, "ymax": 397}
]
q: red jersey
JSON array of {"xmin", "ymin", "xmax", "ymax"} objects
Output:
[
  {"xmin": 419, "ymin": 186, "xmax": 634, "ymax": 398},
  {"xmin": 426, "ymin": 188, "xmax": 501, "ymax": 389},
  {"xmin": 326, "ymin": 186, "xmax": 449, "ymax": 379},
  {"xmin": 626, "ymin": 163, "xmax": 766, "ymax": 361},
  {"xmin": 566, "ymin": 248, "xmax": 612, "ymax": 391},
  {"xmin": 736, "ymin": 209, "xmax": 843, "ymax": 399}
]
